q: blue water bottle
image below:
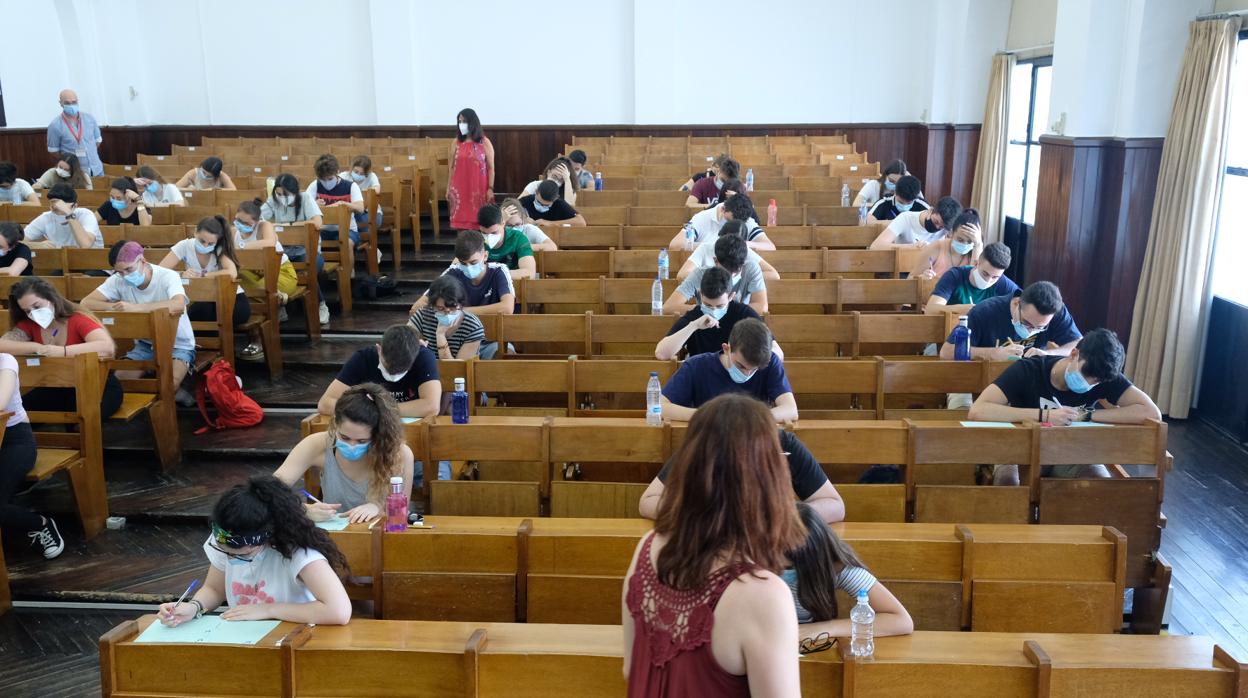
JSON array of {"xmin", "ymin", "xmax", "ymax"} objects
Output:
[
  {"xmin": 745, "ymin": 168, "xmax": 754, "ymax": 191},
  {"xmin": 451, "ymin": 377, "xmax": 469, "ymax": 423},
  {"xmin": 952, "ymin": 316, "xmax": 971, "ymax": 361},
  {"xmin": 594, "ymin": 172, "xmax": 603, "ymax": 191}
]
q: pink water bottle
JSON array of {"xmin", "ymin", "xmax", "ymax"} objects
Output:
[
  {"xmin": 385, "ymin": 476, "xmax": 406, "ymax": 532},
  {"xmin": 767, "ymin": 199, "xmax": 778, "ymax": 227}
]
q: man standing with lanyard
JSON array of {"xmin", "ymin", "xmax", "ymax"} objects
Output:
[{"xmin": 47, "ymin": 89, "xmax": 103, "ymax": 177}]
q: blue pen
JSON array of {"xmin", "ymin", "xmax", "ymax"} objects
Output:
[
  {"xmin": 167, "ymin": 578, "xmax": 200, "ymax": 619},
  {"xmin": 300, "ymin": 489, "xmax": 322, "ymax": 504}
]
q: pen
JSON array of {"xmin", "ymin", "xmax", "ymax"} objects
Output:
[
  {"xmin": 300, "ymin": 489, "xmax": 322, "ymax": 504},
  {"xmin": 167, "ymin": 578, "xmax": 200, "ymax": 619}
]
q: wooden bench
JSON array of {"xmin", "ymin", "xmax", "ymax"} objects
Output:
[{"xmin": 536, "ymin": 248, "xmax": 924, "ymax": 281}]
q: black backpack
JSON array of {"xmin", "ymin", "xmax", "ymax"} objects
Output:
[{"xmin": 352, "ymin": 274, "xmax": 399, "ymax": 300}]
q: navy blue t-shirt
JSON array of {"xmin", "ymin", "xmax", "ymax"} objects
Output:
[
  {"xmin": 337, "ymin": 345, "xmax": 439, "ymax": 404},
  {"xmin": 957, "ymin": 294, "xmax": 1082, "ymax": 351},
  {"xmin": 661, "ymin": 351, "xmax": 792, "ymax": 408},
  {"xmin": 931, "ymin": 266, "xmax": 1019, "ymax": 306}
]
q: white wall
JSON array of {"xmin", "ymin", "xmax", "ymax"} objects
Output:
[
  {"xmin": 1006, "ymin": 0, "xmax": 1057, "ymax": 50},
  {"xmin": 0, "ymin": 0, "xmax": 1009, "ymax": 129}
]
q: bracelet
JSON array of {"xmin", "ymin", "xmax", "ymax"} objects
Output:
[{"xmin": 191, "ymin": 599, "xmax": 204, "ymax": 618}]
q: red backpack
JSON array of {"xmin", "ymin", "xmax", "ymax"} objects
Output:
[{"xmin": 194, "ymin": 360, "xmax": 263, "ymax": 434}]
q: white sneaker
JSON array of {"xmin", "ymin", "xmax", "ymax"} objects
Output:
[
  {"xmin": 319, "ymin": 301, "xmax": 330, "ymax": 326},
  {"xmin": 277, "ymin": 307, "xmax": 288, "ymax": 323},
  {"xmin": 376, "ymin": 247, "xmax": 383, "ymax": 264}
]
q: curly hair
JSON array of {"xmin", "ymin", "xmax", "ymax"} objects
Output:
[
  {"xmin": 213, "ymin": 475, "xmax": 349, "ymax": 575},
  {"xmin": 329, "ymin": 382, "xmax": 406, "ymax": 502}
]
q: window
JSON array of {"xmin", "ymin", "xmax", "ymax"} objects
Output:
[
  {"xmin": 1003, "ymin": 57, "xmax": 1052, "ymax": 226},
  {"xmin": 1209, "ymin": 33, "xmax": 1248, "ymax": 307}
]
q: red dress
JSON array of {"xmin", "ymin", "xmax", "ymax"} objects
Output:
[
  {"xmin": 448, "ymin": 138, "xmax": 491, "ymax": 230},
  {"xmin": 625, "ymin": 533, "xmax": 752, "ymax": 698}
]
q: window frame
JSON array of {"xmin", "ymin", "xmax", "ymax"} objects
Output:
[
  {"xmin": 1210, "ymin": 30, "xmax": 1248, "ymax": 305},
  {"xmin": 1007, "ymin": 55, "xmax": 1053, "ymax": 224}
]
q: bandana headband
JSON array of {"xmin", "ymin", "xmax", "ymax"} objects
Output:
[{"xmin": 211, "ymin": 521, "xmax": 271, "ymax": 548}]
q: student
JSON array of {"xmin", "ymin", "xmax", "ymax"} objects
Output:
[
  {"xmin": 685, "ymin": 157, "xmax": 741, "ymax": 209},
  {"xmin": 520, "ymin": 157, "xmax": 579, "ymax": 206},
  {"xmin": 282, "ymin": 384, "xmax": 416, "ymax": 522},
  {"xmin": 519, "ymin": 180, "xmax": 586, "ymax": 226},
  {"xmin": 676, "ymin": 219, "xmax": 780, "ymax": 281},
  {"xmin": 409, "ymin": 275, "xmax": 486, "ymax": 360},
  {"xmin": 135, "ymin": 166, "xmax": 186, "ymax": 207},
  {"xmin": 867, "ymin": 174, "xmax": 928, "ymax": 223},
  {"xmin": 0, "ymin": 352, "xmax": 64, "ymax": 560},
  {"xmin": 660, "ymin": 318, "xmax": 797, "ymax": 423},
  {"xmin": 656, "ymin": 266, "xmax": 781, "ymax": 360},
  {"xmin": 476, "ymin": 204, "xmax": 535, "ymax": 279},
  {"xmin": 0, "ymin": 277, "xmax": 124, "ymax": 418},
  {"xmin": 500, "ymin": 198, "xmax": 557, "ymax": 251},
  {"xmin": 27, "ymin": 184, "xmax": 106, "ymax": 248},
  {"xmin": 158, "ymin": 216, "xmax": 250, "ymax": 329},
  {"xmin": 787, "ymin": 502, "xmax": 913, "ymax": 645},
  {"xmin": 638, "ymin": 430, "xmax": 845, "ymax": 523},
  {"xmin": 341, "ymin": 155, "xmax": 382, "ymax": 236},
  {"xmin": 623, "ymin": 394, "xmax": 803, "ymax": 697},
  {"xmin": 664, "ymin": 234, "xmax": 769, "ymax": 315},
  {"xmin": 968, "ymin": 329, "xmax": 1162, "ymax": 485},
  {"xmin": 261, "ymin": 174, "xmax": 327, "ymax": 326},
  {"xmin": 48, "ymin": 89, "xmax": 103, "ymax": 176},
  {"xmin": 33, "ymin": 152, "xmax": 91, "ymax": 190},
  {"xmin": 940, "ymin": 281, "xmax": 1082, "ymax": 360},
  {"xmin": 448, "ymin": 107, "xmax": 495, "ymax": 231},
  {"xmin": 318, "ymin": 324, "xmax": 439, "ymax": 419},
  {"xmin": 410, "ymin": 231, "xmax": 515, "ymax": 317},
  {"xmin": 235, "ymin": 199, "xmax": 299, "ymax": 359},
  {"xmin": 924, "ymin": 242, "xmax": 1018, "ymax": 316},
  {"xmin": 678, "ymin": 153, "xmax": 729, "ymax": 192},
  {"xmin": 174, "ymin": 156, "xmax": 236, "ymax": 191},
  {"xmin": 307, "ymin": 154, "xmax": 365, "ymax": 248},
  {"xmin": 82, "ymin": 241, "xmax": 197, "ymax": 404},
  {"xmin": 870, "ymin": 196, "xmax": 961, "ymax": 250},
  {"xmin": 668, "ymin": 193, "xmax": 772, "ymax": 251},
  {"xmin": 567, "ymin": 149, "xmax": 594, "ymax": 190},
  {"xmin": 96, "ymin": 177, "xmax": 152, "ymax": 227},
  {"xmin": 0, "ymin": 162, "xmax": 40, "ymax": 205},
  {"xmin": 853, "ymin": 159, "xmax": 910, "ymax": 208},
  {"xmin": 0, "ymin": 223, "xmax": 33, "ymax": 276},
  {"xmin": 911, "ymin": 208, "xmax": 982, "ymax": 280},
  {"xmin": 158, "ymin": 475, "xmax": 352, "ymax": 626}
]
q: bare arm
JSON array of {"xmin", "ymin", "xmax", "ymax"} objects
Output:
[
  {"xmin": 637, "ymin": 477, "xmax": 664, "ymax": 520},
  {"xmin": 0, "ymin": 328, "xmax": 46, "ymax": 356},
  {"xmin": 660, "ymin": 395, "xmax": 696, "ymax": 422},
  {"xmin": 804, "ymin": 480, "xmax": 845, "ymax": 523},
  {"xmin": 771, "ymin": 340, "xmax": 785, "ymax": 361},
  {"xmin": 748, "ymin": 232, "xmax": 776, "ymax": 251},
  {"xmin": 1090, "ymin": 386, "xmax": 1162, "ymax": 424},
  {"xmin": 741, "ymin": 576, "xmax": 803, "ymax": 698},
  {"xmin": 668, "ymin": 229, "xmax": 690, "ymax": 252},
  {"xmin": 684, "ymin": 194, "xmax": 703, "ymax": 210},
  {"xmin": 939, "ymin": 340, "xmax": 1022, "ymax": 361},
  {"xmin": 662, "ymin": 288, "xmax": 694, "ymax": 316},
  {"xmin": 654, "ymin": 319, "xmax": 703, "ymax": 361},
  {"xmin": 0, "ymin": 258, "xmax": 29, "ymax": 276},
  {"xmin": 157, "ymin": 250, "xmax": 181, "ymax": 270},
  {"xmin": 454, "ymin": 340, "xmax": 481, "ymax": 360},
  {"xmin": 966, "ymin": 384, "xmax": 1040, "ymax": 422},
  {"xmin": 909, "ymin": 241, "xmax": 942, "ymax": 278},
  {"xmin": 770, "ymin": 392, "xmax": 798, "ymax": 423},
  {"xmin": 217, "ymin": 172, "xmax": 236, "ymax": 190},
  {"xmin": 65, "ymin": 327, "xmax": 116, "ymax": 359},
  {"xmin": 509, "ymin": 255, "xmax": 537, "ymax": 281},
  {"xmin": 799, "ymin": 581, "xmax": 913, "ymax": 640},
  {"xmin": 467, "ymin": 293, "xmax": 515, "ymax": 316},
  {"xmin": 397, "ymin": 380, "xmax": 441, "ymax": 419},
  {"xmin": 66, "ymin": 215, "xmax": 97, "ymax": 249},
  {"xmin": 749, "ymin": 288, "xmax": 769, "ymax": 315},
  {"xmin": 174, "ymin": 170, "xmax": 195, "ymax": 189},
  {"xmin": 317, "ymin": 379, "xmax": 350, "ymax": 416},
  {"xmin": 484, "ymin": 139, "xmax": 496, "ymax": 193},
  {"xmin": 562, "ymin": 214, "xmax": 587, "ymax": 227},
  {"xmin": 529, "ymin": 239, "xmax": 557, "ymax": 252},
  {"xmin": 675, "ymin": 254, "xmax": 697, "ymax": 280},
  {"xmin": 757, "ymin": 258, "xmax": 780, "ymax": 280}
]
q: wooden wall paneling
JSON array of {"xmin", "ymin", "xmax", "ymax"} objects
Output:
[{"xmin": 1098, "ymin": 138, "xmax": 1163, "ymax": 340}]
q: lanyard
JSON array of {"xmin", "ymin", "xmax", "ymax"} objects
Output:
[{"xmin": 62, "ymin": 114, "xmax": 84, "ymax": 144}]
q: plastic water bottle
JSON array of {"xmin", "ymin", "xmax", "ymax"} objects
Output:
[
  {"xmin": 451, "ymin": 377, "xmax": 469, "ymax": 424},
  {"xmin": 657, "ymin": 249, "xmax": 669, "ymax": 280},
  {"xmin": 385, "ymin": 476, "xmax": 407, "ymax": 532},
  {"xmin": 651, "ymin": 277, "xmax": 664, "ymax": 316},
  {"xmin": 849, "ymin": 590, "xmax": 875, "ymax": 658},
  {"xmin": 840, "ymin": 183, "xmax": 851, "ymax": 208},
  {"xmin": 646, "ymin": 372, "xmax": 663, "ymax": 426},
  {"xmin": 767, "ymin": 199, "xmax": 778, "ymax": 227},
  {"xmin": 683, "ymin": 222, "xmax": 697, "ymax": 247},
  {"xmin": 858, "ymin": 204, "xmax": 868, "ymax": 226},
  {"xmin": 745, "ymin": 168, "xmax": 754, "ymax": 192},
  {"xmin": 952, "ymin": 316, "xmax": 972, "ymax": 361},
  {"xmin": 594, "ymin": 172, "xmax": 603, "ymax": 191}
]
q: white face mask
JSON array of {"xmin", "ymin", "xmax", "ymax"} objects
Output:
[
  {"xmin": 459, "ymin": 123, "xmax": 469, "ymax": 135},
  {"xmin": 969, "ymin": 267, "xmax": 996, "ymax": 290},
  {"xmin": 55, "ymin": 167, "xmax": 71, "ymax": 178},
  {"xmin": 378, "ymin": 361, "xmax": 408, "ymax": 383},
  {"xmin": 278, "ymin": 193, "xmax": 295, "ymax": 206},
  {"xmin": 483, "ymin": 232, "xmax": 502, "ymax": 248},
  {"xmin": 30, "ymin": 306, "xmax": 56, "ymax": 329}
]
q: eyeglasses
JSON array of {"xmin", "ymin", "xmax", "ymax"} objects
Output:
[
  {"xmin": 799, "ymin": 632, "xmax": 838, "ymax": 656},
  {"xmin": 208, "ymin": 542, "xmax": 258, "ymax": 562},
  {"xmin": 1014, "ymin": 305, "xmax": 1050, "ymax": 332}
]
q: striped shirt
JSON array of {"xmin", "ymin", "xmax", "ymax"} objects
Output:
[
  {"xmin": 782, "ymin": 565, "xmax": 877, "ymax": 624},
  {"xmin": 409, "ymin": 307, "xmax": 486, "ymax": 358}
]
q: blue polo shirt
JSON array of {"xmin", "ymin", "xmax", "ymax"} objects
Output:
[
  {"xmin": 958, "ymin": 293, "xmax": 1082, "ymax": 351},
  {"xmin": 47, "ymin": 112, "xmax": 103, "ymax": 176},
  {"xmin": 661, "ymin": 351, "xmax": 792, "ymax": 408}
]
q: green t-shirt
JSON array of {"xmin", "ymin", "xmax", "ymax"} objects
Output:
[{"xmin": 488, "ymin": 228, "xmax": 534, "ymax": 270}]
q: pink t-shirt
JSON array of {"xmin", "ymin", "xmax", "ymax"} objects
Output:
[{"xmin": 0, "ymin": 353, "xmax": 29, "ymax": 427}]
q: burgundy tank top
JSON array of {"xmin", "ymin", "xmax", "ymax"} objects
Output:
[{"xmin": 625, "ymin": 533, "xmax": 752, "ymax": 698}]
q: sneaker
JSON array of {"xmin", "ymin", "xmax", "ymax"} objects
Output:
[
  {"xmin": 376, "ymin": 247, "xmax": 383, "ymax": 264},
  {"xmin": 175, "ymin": 387, "xmax": 196, "ymax": 407},
  {"xmin": 318, "ymin": 301, "xmax": 330, "ymax": 326},
  {"xmin": 240, "ymin": 343, "xmax": 265, "ymax": 361},
  {"xmin": 277, "ymin": 307, "xmax": 289, "ymax": 323},
  {"xmin": 28, "ymin": 517, "xmax": 64, "ymax": 559}
]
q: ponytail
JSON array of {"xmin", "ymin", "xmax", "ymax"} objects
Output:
[{"xmin": 212, "ymin": 475, "xmax": 349, "ymax": 575}]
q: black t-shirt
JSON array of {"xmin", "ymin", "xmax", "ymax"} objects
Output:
[
  {"xmin": 657, "ymin": 430, "xmax": 827, "ymax": 500},
  {"xmin": 992, "ymin": 356, "xmax": 1133, "ymax": 413},
  {"xmin": 519, "ymin": 194, "xmax": 579, "ymax": 222},
  {"xmin": 0, "ymin": 243, "xmax": 34, "ymax": 275},
  {"xmin": 97, "ymin": 201, "xmax": 141, "ymax": 225},
  {"xmin": 336, "ymin": 345, "xmax": 439, "ymax": 404},
  {"xmin": 665, "ymin": 301, "xmax": 761, "ymax": 358}
]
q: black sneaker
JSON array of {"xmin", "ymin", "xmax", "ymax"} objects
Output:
[{"xmin": 28, "ymin": 517, "xmax": 65, "ymax": 559}]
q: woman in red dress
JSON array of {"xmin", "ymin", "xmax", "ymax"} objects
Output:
[
  {"xmin": 447, "ymin": 108, "xmax": 495, "ymax": 231},
  {"xmin": 621, "ymin": 394, "xmax": 806, "ymax": 697}
]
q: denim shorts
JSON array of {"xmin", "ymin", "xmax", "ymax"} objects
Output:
[{"xmin": 127, "ymin": 339, "xmax": 196, "ymax": 366}]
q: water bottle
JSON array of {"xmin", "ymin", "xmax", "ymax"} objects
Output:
[
  {"xmin": 646, "ymin": 372, "xmax": 663, "ymax": 426},
  {"xmin": 594, "ymin": 172, "xmax": 603, "ymax": 191},
  {"xmin": 683, "ymin": 222, "xmax": 697, "ymax": 248},
  {"xmin": 745, "ymin": 168, "xmax": 754, "ymax": 192},
  {"xmin": 840, "ymin": 183, "xmax": 850, "ymax": 208},
  {"xmin": 651, "ymin": 277, "xmax": 664, "ymax": 316},
  {"xmin": 952, "ymin": 316, "xmax": 972, "ymax": 361},
  {"xmin": 657, "ymin": 249, "xmax": 669, "ymax": 280},
  {"xmin": 451, "ymin": 377, "xmax": 469, "ymax": 424},
  {"xmin": 385, "ymin": 476, "xmax": 407, "ymax": 533},
  {"xmin": 767, "ymin": 199, "xmax": 777, "ymax": 227},
  {"xmin": 858, "ymin": 204, "xmax": 868, "ymax": 226},
  {"xmin": 849, "ymin": 590, "xmax": 875, "ymax": 658}
]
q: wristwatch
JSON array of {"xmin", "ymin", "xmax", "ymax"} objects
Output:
[{"xmin": 190, "ymin": 599, "xmax": 204, "ymax": 618}]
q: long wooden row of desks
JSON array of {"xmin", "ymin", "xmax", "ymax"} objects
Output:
[{"xmin": 100, "ymin": 616, "xmax": 1247, "ymax": 697}]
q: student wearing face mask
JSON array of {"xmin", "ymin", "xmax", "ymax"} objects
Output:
[
  {"xmin": 261, "ymin": 174, "xmax": 328, "ymax": 323},
  {"xmin": 940, "ymin": 281, "xmax": 1082, "ymax": 362},
  {"xmin": 665, "ymin": 233, "xmax": 769, "ymax": 316},
  {"xmin": 0, "ymin": 277, "xmax": 124, "ymax": 418},
  {"xmin": 567, "ymin": 149, "xmax": 594, "ymax": 190},
  {"xmin": 499, "ymin": 198, "xmax": 558, "ymax": 251},
  {"xmin": 473, "ymin": 204, "xmax": 535, "ymax": 280},
  {"xmin": 411, "ymin": 230, "xmax": 515, "ymax": 317},
  {"xmin": 318, "ymin": 324, "xmax": 440, "ymax": 420},
  {"xmin": 655, "ymin": 267, "xmax": 784, "ymax": 361},
  {"xmin": 135, "ymin": 166, "xmax": 186, "ymax": 207},
  {"xmin": 340, "ymin": 155, "xmax": 382, "ymax": 241},
  {"xmin": 925, "ymin": 242, "xmax": 1018, "ymax": 316},
  {"xmin": 158, "ymin": 216, "xmax": 250, "ymax": 330},
  {"xmin": 174, "ymin": 157, "xmax": 236, "ymax": 191},
  {"xmin": 870, "ymin": 196, "xmax": 961, "ymax": 250},
  {"xmin": 0, "ymin": 223, "xmax": 33, "ymax": 276},
  {"xmin": 158, "ymin": 474, "xmax": 352, "ymax": 627},
  {"xmin": 448, "ymin": 108, "xmax": 495, "ymax": 231},
  {"xmin": 307, "ymin": 154, "xmax": 365, "ymax": 248},
  {"xmin": 519, "ymin": 180, "xmax": 586, "ymax": 226},
  {"xmin": 520, "ymin": 157, "xmax": 580, "ymax": 207},
  {"xmin": 867, "ymin": 174, "xmax": 928, "ymax": 223},
  {"xmin": 685, "ymin": 157, "xmax": 741, "ymax": 209},
  {"xmin": 968, "ymin": 329, "xmax": 1161, "ymax": 485},
  {"xmin": 911, "ymin": 208, "xmax": 982, "ymax": 280},
  {"xmin": 409, "ymin": 275, "xmax": 485, "ymax": 360},
  {"xmin": 94, "ymin": 177, "xmax": 148, "ymax": 227},
  {"xmin": 34, "ymin": 153, "xmax": 91, "ymax": 191},
  {"xmin": 676, "ymin": 220, "xmax": 780, "ymax": 281},
  {"xmin": 0, "ymin": 162, "xmax": 40, "ymax": 205},
  {"xmin": 669, "ymin": 191, "xmax": 773, "ymax": 251},
  {"xmin": 660, "ymin": 318, "xmax": 797, "ymax": 423},
  {"xmin": 28, "ymin": 184, "xmax": 106, "ymax": 247},
  {"xmin": 233, "ymin": 200, "xmax": 299, "ymax": 359},
  {"xmin": 853, "ymin": 159, "xmax": 913, "ymax": 208}
]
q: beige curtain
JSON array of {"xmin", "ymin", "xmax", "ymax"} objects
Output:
[
  {"xmin": 1125, "ymin": 18, "xmax": 1240, "ymax": 418},
  {"xmin": 970, "ymin": 53, "xmax": 1014, "ymax": 246}
]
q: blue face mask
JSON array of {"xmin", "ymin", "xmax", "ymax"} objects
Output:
[
  {"xmin": 951, "ymin": 240, "xmax": 975, "ymax": 255},
  {"xmin": 436, "ymin": 310, "xmax": 461, "ymax": 327},
  {"xmin": 335, "ymin": 439, "xmax": 370, "ymax": 461},
  {"xmin": 194, "ymin": 240, "xmax": 217, "ymax": 255},
  {"xmin": 234, "ymin": 220, "xmax": 254, "ymax": 234},
  {"xmin": 459, "ymin": 262, "xmax": 484, "ymax": 279},
  {"xmin": 894, "ymin": 200, "xmax": 914, "ymax": 213},
  {"xmin": 701, "ymin": 304, "xmax": 728, "ymax": 321},
  {"xmin": 532, "ymin": 201, "xmax": 551, "ymax": 214},
  {"xmin": 145, "ymin": 181, "xmax": 160, "ymax": 194},
  {"xmin": 1012, "ymin": 321, "xmax": 1039, "ymax": 339},
  {"xmin": 123, "ymin": 268, "xmax": 146, "ymax": 286},
  {"xmin": 1064, "ymin": 364, "xmax": 1094, "ymax": 394},
  {"xmin": 110, "ymin": 198, "xmax": 128, "ymax": 211},
  {"xmin": 62, "ymin": 104, "xmax": 79, "ymax": 117},
  {"xmin": 726, "ymin": 363, "xmax": 756, "ymax": 384},
  {"xmin": 884, "ymin": 179, "xmax": 897, "ymax": 192}
]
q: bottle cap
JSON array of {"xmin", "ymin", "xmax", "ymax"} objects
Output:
[
  {"xmin": 390, "ymin": 476, "xmax": 403, "ymax": 484},
  {"xmin": 454, "ymin": 376, "xmax": 466, "ymax": 386},
  {"xmin": 650, "ymin": 371, "xmax": 658, "ymax": 376},
  {"xmin": 769, "ymin": 199, "xmax": 776, "ymax": 205},
  {"xmin": 857, "ymin": 589, "xmax": 869, "ymax": 599}
]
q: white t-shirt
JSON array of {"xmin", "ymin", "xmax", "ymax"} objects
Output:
[
  {"xmin": 261, "ymin": 192, "xmax": 323, "ymax": 225},
  {"xmin": 235, "ymin": 227, "xmax": 290, "ymax": 267},
  {"xmin": 305, "ymin": 180, "xmax": 363, "ymax": 232},
  {"xmin": 93, "ymin": 264, "xmax": 196, "ymax": 352},
  {"xmin": 689, "ymin": 240, "xmax": 763, "ymax": 270},
  {"xmin": 203, "ymin": 537, "xmax": 327, "ymax": 607},
  {"xmin": 170, "ymin": 238, "xmax": 244, "ymax": 295},
  {"xmin": 23, "ymin": 209, "xmax": 103, "ymax": 248},
  {"xmin": 884, "ymin": 211, "xmax": 946, "ymax": 246},
  {"xmin": 142, "ymin": 183, "xmax": 185, "ymax": 207},
  {"xmin": 514, "ymin": 223, "xmax": 549, "ymax": 246},
  {"xmin": 340, "ymin": 170, "xmax": 380, "ymax": 192},
  {"xmin": 686, "ymin": 206, "xmax": 762, "ymax": 246},
  {"xmin": 0, "ymin": 179, "xmax": 36, "ymax": 204}
]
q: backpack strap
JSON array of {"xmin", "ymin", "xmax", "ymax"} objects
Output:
[{"xmin": 194, "ymin": 362, "xmax": 220, "ymax": 435}]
